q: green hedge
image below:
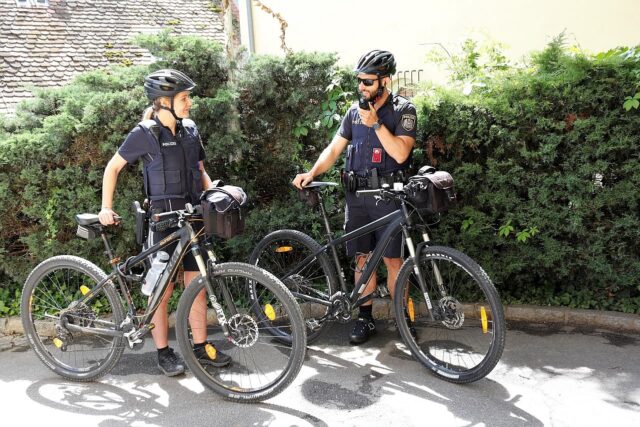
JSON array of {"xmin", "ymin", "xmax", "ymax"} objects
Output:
[
  {"xmin": 413, "ymin": 41, "xmax": 640, "ymax": 312},
  {"xmin": 1, "ymin": 34, "xmax": 639, "ymax": 316}
]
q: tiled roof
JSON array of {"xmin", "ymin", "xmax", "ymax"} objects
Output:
[{"xmin": 0, "ymin": 0, "xmax": 226, "ymax": 116}]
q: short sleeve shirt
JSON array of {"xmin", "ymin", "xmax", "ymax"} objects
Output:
[{"xmin": 337, "ymin": 93, "xmax": 417, "ymax": 173}]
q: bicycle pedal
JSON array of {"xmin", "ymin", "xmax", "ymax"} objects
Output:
[{"xmin": 306, "ymin": 318, "xmax": 322, "ymax": 331}]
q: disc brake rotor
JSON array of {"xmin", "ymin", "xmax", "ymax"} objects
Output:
[
  {"xmin": 439, "ymin": 296, "xmax": 464, "ymax": 329},
  {"xmin": 227, "ymin": 314, "xmax": 259, "ymax": 348}
]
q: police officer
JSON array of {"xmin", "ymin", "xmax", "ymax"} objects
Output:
[
  {"xmin": 98, "ymin": 69, "xmax": 231, "ymax": 375},
  {"xmin": 293, "ymin": 50, "xmax": 418, "ymax": 344}
]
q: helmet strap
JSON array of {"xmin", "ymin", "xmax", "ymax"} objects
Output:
[{"xmin": 157, "ymin": 97, "xmax": 181, "ymax": 122}]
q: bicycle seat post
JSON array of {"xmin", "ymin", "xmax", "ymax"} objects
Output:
[{"xmin": 316, "ymin": 193, "xmax": 334, "ymax": 240}]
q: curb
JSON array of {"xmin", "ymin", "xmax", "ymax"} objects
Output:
[{"xmin": 2, "ymin": 301, "xmax": 639, "ymax": 351}]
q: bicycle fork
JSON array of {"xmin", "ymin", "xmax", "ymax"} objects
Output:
[{"xmin": 403, "ymin": 228, "xmax": 440, "ymax": 322}]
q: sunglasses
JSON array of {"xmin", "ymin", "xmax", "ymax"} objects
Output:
[{"xmin": 357, "ymin": 77, "xmax": 377, "ymax": 87}]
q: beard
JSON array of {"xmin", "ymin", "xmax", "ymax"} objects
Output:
[{"xmin": 358, "ymin": 90, "xmax": 375, "ymax": 102}]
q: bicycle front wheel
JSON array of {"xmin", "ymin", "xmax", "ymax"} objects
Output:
[
  {"xmin": 249, "ymin": 229, "xmax": 337, "ymax": 343},
  {"xmin": 20, "ymin": 255, "xmax": 125, "ymax": 381},
  {"xmin": 175, "ymin": 262, "xmax": 306, "ymax": 402},
  {"xmin": 394, "ymin": 246, "xmax": 505, "ymax": 384}
]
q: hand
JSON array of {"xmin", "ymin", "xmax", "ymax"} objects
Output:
[
  {"xmin": 358, "ymin": 103, "xmax": 379, "ymax": 127},
  {"xmin": 98, "ymin": 207, "xmax": 119, "ymax": 226},
  {"xmin": 292, "ymin": 172, "xmax": 314, "ymax": 189}
]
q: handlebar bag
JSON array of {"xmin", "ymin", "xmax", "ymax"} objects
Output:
[
  {"xmin": 201, "ymin": 186, "xmax": 248, "ymax": 239},
  {"xmin": 406, "ymin": 170, "xmax": 456, "ymax": 214}
]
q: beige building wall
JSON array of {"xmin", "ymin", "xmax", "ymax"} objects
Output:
[{"xmin": 245, "ymin": 0, "xmax": 639, "ymax": 82}]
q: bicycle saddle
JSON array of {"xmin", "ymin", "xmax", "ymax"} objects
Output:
[
  {"xmin": 75, "ymin": 213, "xmax": 100, "ymax": 226},
  {"xmin": 303, "ymin": 181, "xmax": 339, "ymax": 190}
]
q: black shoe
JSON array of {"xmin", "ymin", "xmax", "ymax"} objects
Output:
[
  {"xmin": 157, "ymin": 347, "xmax": 185, "ymax": 377},
  {"xmin": 193, "ymin": 342, "xmax": 232, "ymax": 368},
  {"xmin": 350, "ymin": 318, "xmax": 376, "ymax": 344}
]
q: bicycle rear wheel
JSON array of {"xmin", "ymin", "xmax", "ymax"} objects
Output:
[
  {"xmin": 20, "ymin": 256, "xmax": 125, "ymax": 381},
  {"xmin": 175, "ymin": 262, "xmax": 306, "ymax": 402},
  {"xmin": 394, "ymin": 246, "xmax": 505, "ymax": 384},
  {"xmin": 249, "ymin": 229, "xmax": 337, "ymax": 343}
]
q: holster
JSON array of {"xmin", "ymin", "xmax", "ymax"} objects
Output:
[{"xmin": 133, "ymin": 200, "xmax": 149, "ymax": 246}]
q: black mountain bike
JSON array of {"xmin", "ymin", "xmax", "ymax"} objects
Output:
[
  {"xmin": 20, "ymin": 201, "xmax": 306, "ymax": 402},
  {"xmin": 249, "ymin": 181, "xmax": 506, "ymax": 384}
]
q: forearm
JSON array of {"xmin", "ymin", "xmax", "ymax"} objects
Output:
[
  {"xmin": 101, "ymin": 165, "xmax": 119, "ymax": 209},
  {"xmin": 375, "ymin": 127, "xmax": 414, "ymax": 164},
  {"xmin": 200, "ymin": 162, "xmax": 213, "ymax": 189},
  {"xmin": 309, "ymin": 135, "xmax": 349, "ymax": 177}
]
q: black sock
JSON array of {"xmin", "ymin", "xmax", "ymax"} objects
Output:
[
  {"xmin": 157, "ymin": 346, "xmax": 169, "ymax": 356},
  {"xmin": 193, "ymin": 342, "xmax": 205, "ymax": 349},
  {"xmin": 359, "ymin": 305, "xmax": 373, "ymax": 320}
]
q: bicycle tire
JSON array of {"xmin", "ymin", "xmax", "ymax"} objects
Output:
[
  {"xmin": 393, "ymin": 246, "xmax": 506, "ymax": 384},
  {"xmin": 249, "ymin": 229, "xmax": 338, "ymax": 344},
  {"xmin": 21, "ymin": 255, "xmax": 125, "ymax": 381},
  {"xmin": 175, "ymin": 262, "xmax": 306, "ymax": 402}
]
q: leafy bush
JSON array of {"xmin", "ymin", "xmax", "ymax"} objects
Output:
[
  {"xmin": 0, "ymin": 35, "xmax": 354, "ymax": 307},
  {"xmin": 414, "ymin": 37, "xmax": 640, "ymax": 312}
]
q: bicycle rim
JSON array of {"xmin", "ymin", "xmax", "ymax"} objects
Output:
[
  {"xmin": 395, "ymin": 246, "xmax": 505, "ymax": 383},
  {"xmin": 250, "ymin": 231, "xmax": 334, "ymax": 343},
  {"xmin": 176, "ymin": 263, "xmax": 305, "ymax": 402},
  {"xmin": 21, "ymin": 256, "xmax": 124, "ymax": 381}
]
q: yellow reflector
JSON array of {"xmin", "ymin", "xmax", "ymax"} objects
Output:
[
  {"xmin": 205, "ymin": 343, "xmax": 217, "ymax": 360},
  {"xmin": 80, "ymin": 285, "xmax": 91, "ymax": 296},
  {"xmin": 264, "ymin": 304, "xmax": 276, "ymax": 321},
  {"xmin": 53, "ymin": 338, "xmax": 63, "ymax": 349},
  {"xmin": 480, "ymin": 306, "xmax": 488, "ymax": 333},
  {"xmin": 407, "ymin": 298, "xmax": 415, "ymax": 322},
  {"xmin": 275, "ymin": 246, "xmax": 293, "ymax": 253}
]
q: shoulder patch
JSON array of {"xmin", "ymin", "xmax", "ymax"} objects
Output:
[{"xmin": 401, "ymin": 114, "xmax": 416, "ymax": 132}]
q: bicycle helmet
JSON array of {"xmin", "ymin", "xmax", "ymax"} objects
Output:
[
  {"xmin": 144, "ymin": 69, "xmax": 196, "ymax": 101},
  {"xmin": 354, "ymin": 50, "xmax": 396, "ymax": 77}
]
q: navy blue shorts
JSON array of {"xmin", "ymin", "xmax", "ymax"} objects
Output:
[
  {"xmin": 146, "ymin": 198, "xmax": 207, "ymax": 272},
  {"xmin": 344, "ymin": 191, "xmax": 403, "ymax": 258}
]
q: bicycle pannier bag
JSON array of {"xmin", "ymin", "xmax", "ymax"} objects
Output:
[
  {"xmin": 201, "ymin": 186, "xmax": 247, "ymax": 239},
  {"xmin": 406, "ymin": 170, "xmax": 456, "ymax": 214}
]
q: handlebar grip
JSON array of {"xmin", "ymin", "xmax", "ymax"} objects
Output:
[{"xmin": 356, "ymin": 189, "xmax": 382, "ymax": 198}]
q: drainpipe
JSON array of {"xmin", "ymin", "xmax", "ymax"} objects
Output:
[{"xmin": 239, "ymin": 0, "xmax": 255, "ymax": 54}]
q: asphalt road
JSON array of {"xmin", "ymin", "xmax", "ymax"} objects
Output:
[{"xmin": 1, "ymin": 322, "xmax": 639, "ymax": 426}]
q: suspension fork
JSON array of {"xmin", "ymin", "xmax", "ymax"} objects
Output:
[
  {"xmin": 419, "ymin": 230, "xmax": 447, "ymax": 297},
  {"xmin": 400, "ymin": 203, "xmax": 436, "ymax": 321},
  {"xmin": 191, "ymin": 232, "xmax": 233, "ymax": 336}
]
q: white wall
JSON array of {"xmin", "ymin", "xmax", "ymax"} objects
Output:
[{"xmin": 246, "ymin": 0, "xmax": 639, "ymax": 80}]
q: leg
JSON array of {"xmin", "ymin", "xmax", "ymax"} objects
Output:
[
  {"xmin": 150, "ymin": 281, "xmax": 186, "ymax": 376},
  {"xmin": 383, "ymin": 257, "xmax": 403, "ymax": 300},
  {"xmin": 150, "ymin": 281, "xmax": 175, "ymax": 349},
  {"xmin": 184, "ymin": 270, "xmax": 208, "ymax": 344},
  {"xmin": 355, "ymin": 253, "xmax": 377, "ymax": 307}
]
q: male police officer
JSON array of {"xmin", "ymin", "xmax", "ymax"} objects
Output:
[{"xmin": 293, "ymin": 50, "xmax": 417, "ymax": 344}]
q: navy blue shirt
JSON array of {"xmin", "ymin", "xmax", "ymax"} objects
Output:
[{"xmin": 338, "ymin": 93, "xmax": 417, "ymax": 174}]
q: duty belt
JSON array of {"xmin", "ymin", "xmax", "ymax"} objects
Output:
[{"xmin": 342, "ymin": 170, "xmax": 407, "ymax": 192}]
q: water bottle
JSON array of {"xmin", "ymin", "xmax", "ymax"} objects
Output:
[{"xmin": 141, "ymin": 251, "xmax": 170, "ymax": 296}]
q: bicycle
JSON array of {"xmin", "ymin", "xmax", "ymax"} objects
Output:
[
  {"xmin": 249, "ymin": 171, "xmax": 506, "ymax": 384},
  {"xmin": 20, "ymin": 194, "xmax": 306, "ymax": 402}
]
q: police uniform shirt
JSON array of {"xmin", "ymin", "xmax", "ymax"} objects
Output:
[{"xmin": 338, "ymin": 93, "xmax": 417, "ymax": 174}]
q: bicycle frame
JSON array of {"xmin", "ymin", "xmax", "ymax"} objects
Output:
[
  {"xmin": 282, "ymin": 194, "xmax": 428, "ymax": 310},
  {"xmin": 67, "ymin": 217, "xmax": 234, "ymax": 345}
]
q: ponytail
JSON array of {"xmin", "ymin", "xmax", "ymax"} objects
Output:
[{"xmin": 141, "ymin": 98, "xmax": 163, "ymax": 121}]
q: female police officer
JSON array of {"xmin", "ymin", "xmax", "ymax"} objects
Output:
[
  {"xmin": 293, "ymin": 50, "xmax": 417, "ymax": 344},
  {"xmin": 98, "ymin": 69, "xmax": 230, "ymax": 376}
]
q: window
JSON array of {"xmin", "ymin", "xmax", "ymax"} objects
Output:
[{"xmin": 15, "ymin": 0, "xmax": 48, "ymax": 7}]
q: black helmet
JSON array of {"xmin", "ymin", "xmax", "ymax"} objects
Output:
[
  {"xmin": 144, "ymin": 69, "xmax": 196, "ymax": 100},
  {"xmin": 354, "ymin": 50, "xmax": 396, "ymax": 76}
]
